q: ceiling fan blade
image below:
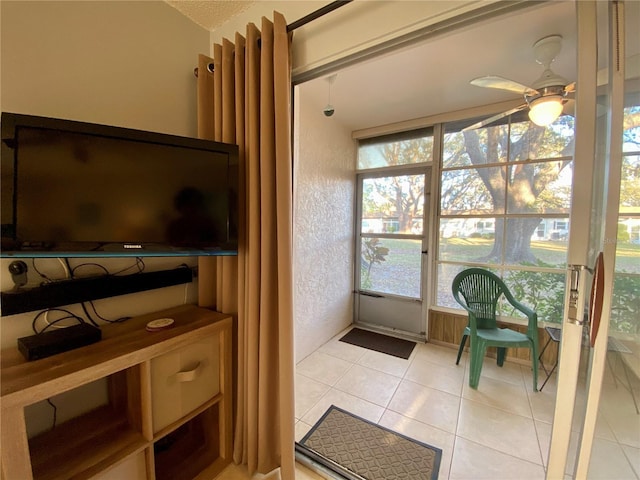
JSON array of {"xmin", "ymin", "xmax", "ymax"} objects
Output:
[
  {"xmin": 470, "ymin": 76, "xmax": 539, "ymax": 96},
  {"xmin": 564, "ymin": 81, "xmax": 576, "ymax": 93},
  {"xmin": 462, "ymin": 104, "xmax": 528, "ymax": 132}
]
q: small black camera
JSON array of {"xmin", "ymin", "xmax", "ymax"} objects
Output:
[{"xmin": 9, "ymin": 260, "xmax": 28, "ymax": 288}]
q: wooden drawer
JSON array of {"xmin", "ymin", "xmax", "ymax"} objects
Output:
[{"xmin": 150, "ymin": 336, "xmax": 220, "ymax": 433}]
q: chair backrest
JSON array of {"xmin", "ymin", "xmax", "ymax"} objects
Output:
[{"xmin": 452, "ymin": 268, "xmax": 508, "ymax": 329}]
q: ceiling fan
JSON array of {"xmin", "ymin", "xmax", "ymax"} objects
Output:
[{"xmin": 463, "ymin": 34, "xmax": 576, "ymax": 131}]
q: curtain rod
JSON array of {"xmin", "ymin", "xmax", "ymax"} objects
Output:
[
  {"xmin": 287, "ymin": 0, "xmax": 353, "ymax": 32},
  {"xmin": 194, "ymin": 1, "xmax": 353, "ymax": 77}
]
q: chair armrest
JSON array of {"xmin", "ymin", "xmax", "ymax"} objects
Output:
[
  {"xmin": 501, "ymin": 287, "xmax": 534, "ymax": 318},
  {"xmin": 451, "ymin": 290, "xmax": 480, "ymax": 333},
  {"xmin": 508, "ymin": 297, "xmax": 536, "ymax": 320},
  {"xmin": 503, "ymin": 291, "xmax": 539, "ymax": 343}
]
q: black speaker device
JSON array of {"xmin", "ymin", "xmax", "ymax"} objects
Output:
[{"xmin": 18, "ymin": 323, "xmax": 102, "ymax": 361}]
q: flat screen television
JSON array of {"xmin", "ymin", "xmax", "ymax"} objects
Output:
[{"xmin": 1, "ymin": 112, "xmax": 239, "ymax": 257}]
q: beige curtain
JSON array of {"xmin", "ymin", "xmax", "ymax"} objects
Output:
[{"xmin": 196, "ymin": 12, "xmax": 295, "ymax": 479}]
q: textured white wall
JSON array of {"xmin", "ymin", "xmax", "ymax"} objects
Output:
[{"xmin": 293, "ymin": 84, "xmax": 355, "ymax": 363}]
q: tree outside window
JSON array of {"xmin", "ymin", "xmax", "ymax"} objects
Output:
[
  {"xmin": 356, "ymin": 108, "xmax": 639, "ymax": 329},
  {"xmin": 437, "ymin": 115, "xmax": 575, "ymax": 323}
]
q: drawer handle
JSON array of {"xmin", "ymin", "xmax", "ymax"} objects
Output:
[{"xmin": 175, "ymin": 362, "xmax": 201, "ymax": 382}]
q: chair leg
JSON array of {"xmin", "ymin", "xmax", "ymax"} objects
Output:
[
  {"xmin": 531, "ymin": 341, "xmax": 538, "ymax": 392},
  {"xmin": 497, "ymin": 347, "xmax": 506, "ymax": 367},
  {"xmin": 456, "ymin": 334, "xmax": 468, "ymax": 365},
  {"xmin": 469, "ymin": 339, "xmax": 486, "ymax": 389}
]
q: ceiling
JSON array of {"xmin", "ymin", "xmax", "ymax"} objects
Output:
[
  {"xmin": 298, "ymin": 1, "xmax": 578, "ymax": 132},
  {"xmin": 166, "ymin": 1, "xmax": 588, "ymax": 132},
  {"xmin": 165, "ymin": 1, "xmax": 256, "ymax": 31}
]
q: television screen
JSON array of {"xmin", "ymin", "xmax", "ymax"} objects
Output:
[{"xmin": 1, "ymin": 112, "xmax": 238, "ymax": 257}]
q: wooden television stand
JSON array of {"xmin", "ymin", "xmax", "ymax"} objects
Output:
[{"xmin": 1, "ymin": 304, "xmax": 233, "ymax": 480}]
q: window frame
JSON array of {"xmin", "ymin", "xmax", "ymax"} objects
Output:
[
  {"xmin": 355, "ymin": 113, "xmax": 576, "ymax": 327},
  {"xmin": 433, "ymin": 115, "xmax": 575, "ymax": 325}
]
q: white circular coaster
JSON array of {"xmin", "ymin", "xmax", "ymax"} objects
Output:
[{"xmin": 146, "ymin": 318, "xmax": 175, "ymax": 331}]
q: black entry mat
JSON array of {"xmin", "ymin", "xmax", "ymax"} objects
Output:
[
  {"xmin": 298, "ymin": 405, "xmax": 441, "ymax": 480},
  {"xmin": 339, "ymin": 328, "xmax": 416, "ymax": 359}
]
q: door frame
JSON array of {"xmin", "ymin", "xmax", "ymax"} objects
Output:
[
  {"xmin": 546, "ymin": 1, "xmax": 628, "ymax": 477},
  {"xmin": 354, "ymin": 164, "xmax": 432, "ymax": 340}
]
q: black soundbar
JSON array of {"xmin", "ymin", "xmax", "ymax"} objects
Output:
[
  {"xmin": 18, "ymin": 323, "xmax": 102, "ymax": 361},
  {"xmin": 1, "ymin": 267, "xmax": 193, "ymax": 316}
]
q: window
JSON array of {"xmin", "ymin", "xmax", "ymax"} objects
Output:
[
  {"xmin": 612, "ymin": 105, "xmax": 640, "ymax": 335},
  {"xmin": 356, "ymin": 128, "xmax": 433, "ymax": 300},
  {"xmin": 436, "ymin": 115, "xmax": 575, "ymax": 324},
  {"xmin": 358, "ymin": 172, "xmax": 429, "ymax": 298},
  {"xmin": 357, "ymin": 128, "xmax": 433, "ymax": 170}
]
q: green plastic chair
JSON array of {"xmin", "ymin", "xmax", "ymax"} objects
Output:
[{"xmin": 452, "ymin": 268, "xmax": 539, "ymax": 391}]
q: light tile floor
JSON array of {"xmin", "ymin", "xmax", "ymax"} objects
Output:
[
  {"xmin": 215, "ymin": 462, "xmax": 324, "ymax": 480},
  {"xmin": 292, "ymin": 326, "xmax": 640, "ymax": 480}
]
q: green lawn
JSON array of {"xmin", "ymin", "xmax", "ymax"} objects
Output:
[
  {"xmin": 364, "ymin": 236, "xmax": 639, "ymax": 332},
  {"xmin": 437, "ymin": 237, "xmax": 640, "ymax": 272},
  {"xmin": 370, "ymin": 237, "xmax": 639, "ymax": 272}
]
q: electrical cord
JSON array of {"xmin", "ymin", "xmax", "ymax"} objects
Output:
[
  {"xmin": 70, "ymin": 262, "xmax": 110, "ymax": 278},
  {"xmin": 38, "ymin": 257, "xmax": 149, "ymax": 285},
  {"xmin": 58, "ymin": 258, "xmax": 71, "ymax": 279},
  {"xmin": 46, "ymin": 399, "xmax": 57, "ymax": 429},
  {"xmin": 68, "ymin": 257, "xmax": 145, "ymax": 278},
  {"xmin": 85, "ymin": 300, "xmax": 130, "ymax": 324},
  {"xmin": 42, "ymin": 310, "xmax": 67, "ymax": 331},
  {"xmin": 32, "ymin": 258, "xmax": 73, "ymax": 284},
  {"xmin": 31, "ymin": 259, "xmax": 54, "ymax": 284},
  {"xmin": 32, "ymin": 308, "xmax": 85, "ymax": 334},
  {"xmin": 79, "ymin": 302, "xmax": 101, "ymax": 328},
  {"xmin": 111, "ymin": 257, "xmax": 146, "ymax": 276},
  {"xmin": 42, "ymin": 315, "xmax": 84, "ymax": 332},
  {"xmin": 30, "ymin": 257, "xmax": 169, "ymax": 330}
]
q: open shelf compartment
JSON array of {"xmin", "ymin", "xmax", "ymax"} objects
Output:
[
  {"xmin": 153, "ymin": 404, "xmax": 220, "ymax": 480},
  {"xmin": 27, "ymin": 366, "xmax": 146, "ymax": 480}
]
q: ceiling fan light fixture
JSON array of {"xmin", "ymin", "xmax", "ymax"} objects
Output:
[{"xmin": 528, "ymin": 95, "xmax": 564, "ymax": 126}]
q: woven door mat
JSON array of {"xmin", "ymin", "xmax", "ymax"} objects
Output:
[
  {"xmin": 299, "ymin": 405, "xmax": 441, "ymax": 480},
  {"xmin": 339, "ymin": 328, "xmax": 416, "ymax": 359}
]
